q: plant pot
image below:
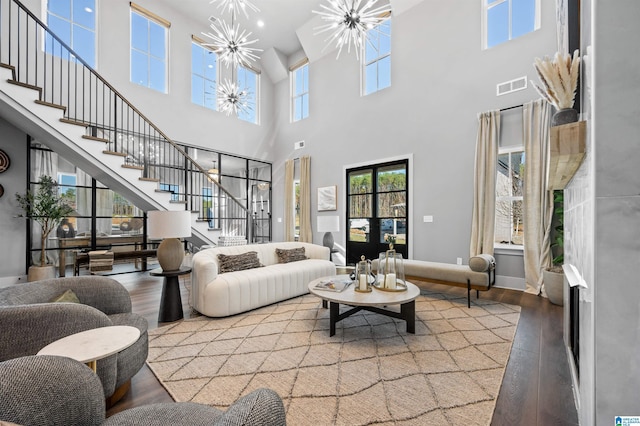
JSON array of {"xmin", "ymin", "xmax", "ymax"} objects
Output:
[
  {"xmin": 543, "ymin": 269, "xmax": 564, "ymax": 306},
  {"xmin": 551, "ymin": 108, "xmax": 578, "ymax": 126},
  {"xmin": 28, "ymin": 265, "xmax": 56, "ymax": 282}
]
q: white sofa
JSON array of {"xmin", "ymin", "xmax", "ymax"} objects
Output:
[{"xmin": 191, "ymin": 242, "xmax": 336, "ymax": 317}]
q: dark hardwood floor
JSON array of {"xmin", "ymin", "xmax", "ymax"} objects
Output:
[{"xmin": 105, "ymin": 269, "xmax": 579, "ymax": 425}]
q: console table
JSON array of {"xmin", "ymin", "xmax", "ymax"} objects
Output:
[{"xmin": 57, "ymin": 234, "xmax": 143, "ymax": 277}]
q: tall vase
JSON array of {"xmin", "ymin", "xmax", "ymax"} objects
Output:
[{"xmin": 551, "ymin": 108, "xmax": 578, "ymax": 126}]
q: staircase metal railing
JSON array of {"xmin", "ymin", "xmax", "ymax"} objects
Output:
[{"xmin": 0, "ymin": 0, "xmax": 251, "ymax": 241}]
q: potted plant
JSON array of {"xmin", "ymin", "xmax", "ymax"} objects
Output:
[
  {"xmin": 543, "ymin": 190, "xmax": 565, "ymax": 305},
  {"xmin": 16, "ymin": 175, "xmax": 74, "ymax": 281},
  {"xmin": 532, "ymin": 49, "xmax": 581, "ymax": 126}
]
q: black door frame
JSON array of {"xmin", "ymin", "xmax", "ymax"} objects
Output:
[{"xmin": 345, "ymin": 159, "xmax": 409, "ymax": 265}]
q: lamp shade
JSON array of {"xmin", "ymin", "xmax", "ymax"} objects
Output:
[
  {"xmin": 148, "ymin": 210, "xmax": 192, "ymax": 239},
  {"xmin": 317, "ymin": 215, "xmax": 340, "ymax": 233}
]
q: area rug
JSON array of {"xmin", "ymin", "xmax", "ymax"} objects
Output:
[{"xmin": 147, "ymin": 290, "xmax": 520, "ymax": 425}]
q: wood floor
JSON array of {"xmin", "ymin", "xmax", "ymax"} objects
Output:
[{"xmin": 105, "ymin": 270, "xmax": 579, "ymax": 425}]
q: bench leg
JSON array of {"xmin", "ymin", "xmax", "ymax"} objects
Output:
[{"xmin": 467, "ymin": 279, "xmax": 471, "ymax": 308}]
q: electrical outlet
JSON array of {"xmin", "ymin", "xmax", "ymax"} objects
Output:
[{"xmin": 456, "ymin": 257, "xmax": 462, "ymax": 265}]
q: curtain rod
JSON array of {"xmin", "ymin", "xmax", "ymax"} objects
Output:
[{"xmin": 500, "ymin": 104, "xmax": 523, "ymax": 112}]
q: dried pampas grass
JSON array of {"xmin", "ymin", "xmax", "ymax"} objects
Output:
[{"xmin": 532, "ymin": 49, "xmax": 580, "ymax": 110}]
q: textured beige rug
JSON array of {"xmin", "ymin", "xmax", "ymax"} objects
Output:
[{"xmin": 147, "ymin": 291, "xmax": 520, "ymax": 425}]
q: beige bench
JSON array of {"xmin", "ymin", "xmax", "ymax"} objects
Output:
[{"xmin": 373, "ymin": 254, "xmax": 496, "ymax": 308}]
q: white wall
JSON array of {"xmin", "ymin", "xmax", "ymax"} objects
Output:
[{"xmin": 269, "ymin": 0, "xmax": 557, "ymax": 279}]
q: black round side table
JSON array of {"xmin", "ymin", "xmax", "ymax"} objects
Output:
[{"xmin": 150, "ymin": 266, "xmax": 192, "ymax": 322}]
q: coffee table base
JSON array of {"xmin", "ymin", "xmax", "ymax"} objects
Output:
[{"xmin": 328, "ymin": 300, "xmax": 415, "ymax": 336}]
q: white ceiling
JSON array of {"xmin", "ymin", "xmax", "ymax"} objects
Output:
[{"xmin": 162, "ymin": 0, "xmax": 325, "ymax": 57}]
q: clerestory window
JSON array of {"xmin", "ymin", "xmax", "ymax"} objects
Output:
[{"xmin": 484, "ymin": 0, "xmax": 540, "ymax": 49}]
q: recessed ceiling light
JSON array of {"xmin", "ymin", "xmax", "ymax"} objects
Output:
[{"xmin": 257, "ymin": 20, "xmax": 264, "ymax": 28}]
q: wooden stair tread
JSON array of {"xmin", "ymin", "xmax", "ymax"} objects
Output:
[
  {"xmin": 7, "ymin": 79, "xmax": 42, "ymax": 95},
  {"xmin": 169, "ymin": 200, "xmax": 187, "ymax": 204},
  {"xmin": 103, "ymin": 150, "xmax": 126, "ymax": 157},
  {"xmin": 34, "ymin": 100, "xmax": 66, "ymax": 111},
  {"xmin": 122, "ymin": 164, "xmax": 144, "ymax": 170},
  {"xmin": 139, "ymin": 177, "xmax": 160, "ymax": 182},
  {"xmin": 154, "ymin": 189, "xmax": 171, "ymax": 193},
  {"xmin": 60, "ymin": 118, "xmax": 89, "ymax": 127},
  {"xmin": 82, "ymin": 135, "xmax": 110, "ymax": 143}
]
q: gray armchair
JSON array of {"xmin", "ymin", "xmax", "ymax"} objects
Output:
[
  {"xmin": 0, "ymin": 276, "xmax": 148, "ymax": 403},
  {"xmin": 0, "ymin": 355, "xmax": 287, "ymax": 426}
]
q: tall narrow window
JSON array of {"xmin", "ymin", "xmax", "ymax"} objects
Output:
[
  {"xmin": 484, "ymin": 0, "xmax": 539, "ymax": 49},
  {"xmin": 363, "ymin": 17, "xmax": 391, "ymax": 96},
  {"xmin": 130, "ymin": 3, "xmax": 169, "ymax": 93},
  {"xmin": 291, "ymin": 61, "xmax": 309, "ymax": 122},
  {"xmin": 237, "ymin": 65, "xmax": 259, "ymax": 124},
  {"xmin": 46, "ymin": 0, "xmax": 96, "ymax": 68},
  {"xmin": 495, "ymin": 148, "xmax": 525, "ymax": 247},
  {"xmin": 191, "ymin": 38, "xmax": 217, "ymax": 110}
]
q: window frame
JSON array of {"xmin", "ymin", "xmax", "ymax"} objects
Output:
[
  {"xmin": 361, "ymin": 15, "xmax": 391, "ymax": 96},
  {"xmin": 237, "ymin": 65, "xmax": 260, "ymax": 124},
  {"xmin": 191, "ymin": 37, "xmax": 218, "ymax": 111},
  {"xmin": 45, "ymin": 0, "xmax": 97, "ymax": 68},
  {"xmin": 495, "ymin": 145, "xmax": 525, "ymax": 250},
  {"xmin": 483, "ymin": 0, "xmax": 541, "ymax": 49},
  {"xmin": 130, "ymin": 3, "xmax": 170, "ymax": 93},
  {"xmin": 290, "ymin": 60, "xmax": 309, "ymax": 122}
]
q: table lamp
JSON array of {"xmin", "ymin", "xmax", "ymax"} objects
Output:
[
  {"xmin": 317, "ymin": 215, "xmax": 340, "ymax": 251},
  {"xmin": 148, "ymin": 210, "xmax": 192, "ymax": 272}
]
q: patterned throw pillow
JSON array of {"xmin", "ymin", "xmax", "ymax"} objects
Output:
[
  {"xmin": 218, "ymin": 251, "xmax": 262, "ymax": 273},
  {"xmin": 276, "ymin": 247, "xmax": 307, "ymax": 263},
  {"xmin": 49, "ymin": 289, "xmax": 81, "ymax": 303}
]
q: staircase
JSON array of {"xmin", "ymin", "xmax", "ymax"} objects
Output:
[{"xmin": 0, "ymin": 0, "xmax": 250, "ymax": 247}]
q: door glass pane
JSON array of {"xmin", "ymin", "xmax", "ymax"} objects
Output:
[
  {"xmin": 349, "ymin": 170, "xmax": 372, "ymax": 194},
  {"xmin": 349, "ymin": 218, "xmax": 369, "ymax": 243},
  {"xmin": 379, "ymin": 218, "xmax": 406, "ymax": 244},
  {"xmin": 349, "ymin": 194, "xmax": 371, "ymax": 219},
  {"xmin": 377, "ymin": 165, "xmax": 406, "ymax": 191}
]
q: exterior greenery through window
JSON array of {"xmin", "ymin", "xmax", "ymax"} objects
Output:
[
  {"xmin": 46, "ymin": 0, "xmax": 96, "ymax": 68},
  {"xmin": 191, "ymin": 41, "xmax": 218, "ymax": 110},
  {"xmin": 346, "ymin": 161, "xmax": 408, "ymax": 264},
  {"xmin": 495, "ymin": 148, "xmax": 524, "ymax": 247},
  {"xmin": 130, "ymin": 8, "xmax": 168, "ymax": 93},
  {"xmin": 363, "ymin": 17, "xmax": 391, "ymax": 95},
  {"xmin": 291, "ymin": 62, "xmax": 309, "ymax": 121},
  {"xmin": 485, "ymin": 0, "xmax": 538, "ymax": 49},
  {"xmin": 237, "ymin": 66, "xmax": 258, "ymax": 123}
]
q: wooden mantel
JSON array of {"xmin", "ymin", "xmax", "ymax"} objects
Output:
[{"xmin": 549, "ymin": 121, "xmax": 587, "ymax": 190}]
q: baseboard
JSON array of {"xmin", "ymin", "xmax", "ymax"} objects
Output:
[
  {"xmin": 494, "ymin": 275, "xmax": 526, "ymax": 291},
  {"xmin": 0, "ymin": 275, "xmax": 28, "ymax": 287}
]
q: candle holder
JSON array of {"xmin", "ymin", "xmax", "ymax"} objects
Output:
[
  {"xmin": 354, "ymin": 255, "xmax": 373, "ymax": 293},
  {"xmin": 374, "ymin": 248, "xmax": 407, "ymax": 292}
]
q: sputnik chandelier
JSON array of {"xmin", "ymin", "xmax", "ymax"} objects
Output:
[
  {"xmin": 204, "ymin": 0, "xmax": 260, "ymax": 116},
  {"xmin": 313, "ymin": 0, "xmax": 391, "ymax": 59},
  {"xmin": 217, "ymin": 79, "xmax": 252, "ymax": 116}
]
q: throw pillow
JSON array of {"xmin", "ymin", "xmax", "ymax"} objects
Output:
[
  {"xmin": 218, "ymin": 251, "xmax": 262, "ymax": 273},
  {"xmin": 49, "ymin": 289, "xmax": 81, "ymax": 304},
  {"xmin": 276, "ymin": 247, "xmax": 307, "ymax": 263},
  {"xmin": 469, "ymin": 254, "xmax": 496, "ymax": 272}
]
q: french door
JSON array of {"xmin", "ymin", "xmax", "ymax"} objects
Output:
[{"xmin": 346, "ymin": 160, "xmax": 408, "ymax": 265}]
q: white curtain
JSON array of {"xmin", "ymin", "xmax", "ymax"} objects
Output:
[
  {"xmin": 76, "ymin": 170, "xmax": 113, "ymax": 236},
  {"xmin": 32, "ymin": 146, "xmax": 59, "ymax": 265},
  {"xmin": 284, "ymin": 159, "xmax": 295, "ymax": 242},
  {"xmin": 299, "ymin": 156, "xmax": 312, "ymax": 243},
  {"xmin": 523, "ymin": 100, "xmax": 554, "ymax": 294},
  {"xmin": 470, "ymin": 111, "xmax": 500, "ymax": 256}
]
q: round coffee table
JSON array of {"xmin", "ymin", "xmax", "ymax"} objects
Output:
[
  {"xmin": 308, "ymin": 275, "xmax": 420, "ymax": 336},
  {"xmin": 37, "ymin": 325, "xmax": 140, "ymax": 372}
]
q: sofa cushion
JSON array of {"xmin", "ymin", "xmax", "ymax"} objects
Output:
[
  {"xmin": 276, "ymin": 247, "xmax": 307, "ymax": 263},
  {"xmin": 49, "ymin": 289, "xmax": 81, "ymax": 304},
  {"xmin": 218, "ymin": 251, "xmax": 262, "ymax": 273}
]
